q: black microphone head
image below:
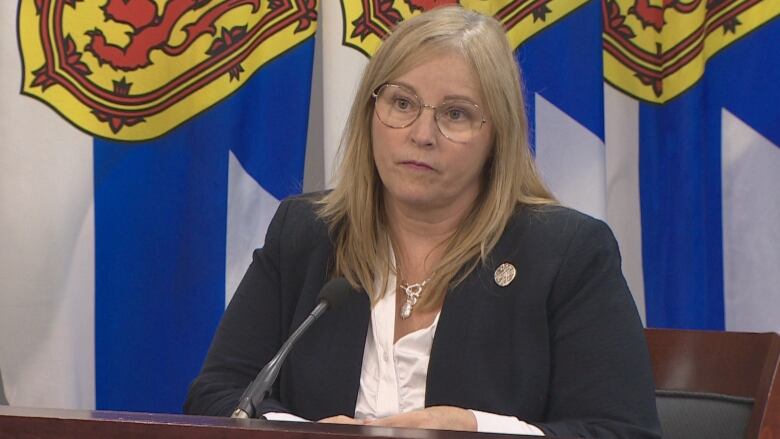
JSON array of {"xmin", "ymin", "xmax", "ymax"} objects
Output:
[{"xmin": 317, "ymin": 277, "xmax": 352, "ymax": 311}]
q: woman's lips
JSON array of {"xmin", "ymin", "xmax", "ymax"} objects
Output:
[{"xmin": 399, "ymin": 160, "xmax": 435, "ymax": 171}]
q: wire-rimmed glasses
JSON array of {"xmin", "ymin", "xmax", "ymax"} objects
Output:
[{"xmin": 371, "ymin": 83, "xmax": 487, "ymax": 144}]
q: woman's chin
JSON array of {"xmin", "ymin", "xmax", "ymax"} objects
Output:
[{"xmin": 385, "ymin": 189, "xmax": 453, "ymax": 211}]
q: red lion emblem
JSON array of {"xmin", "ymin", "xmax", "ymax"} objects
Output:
[
  {"xmin": 86, "ymin": 0, "xmax": 260, "ymax": 71},
  {"xmin": 20, "ymin": 0, "xmax": 316, "ymax": 139},
  {"xmin": 628, "ymin": 0, "xmax": 701, "ymax": 32}
]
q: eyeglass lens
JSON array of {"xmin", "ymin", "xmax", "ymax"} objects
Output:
[{"xmin": 374, "ymin": 84, "xmax": 483, "ymax": 143}]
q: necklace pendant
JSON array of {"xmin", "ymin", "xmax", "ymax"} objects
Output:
[
  {"xmin": 400, "ymin": 301, "xmax": 413, "ymax": 319},
  {"xmin": 399, "ymin": 279, "xmax": 427, "ymax": 320}
]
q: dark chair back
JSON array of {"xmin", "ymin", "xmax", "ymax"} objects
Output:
[{"xmin": 645, "ymin": 328, "xmax": 780, "ymax": 439}]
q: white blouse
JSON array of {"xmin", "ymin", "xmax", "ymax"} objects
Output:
[
  {"xmin": 353, "ymin": 272, "xmax": 439, "ymax": 418},
  {"xmin": 266, "ymin": 271, "xmax": 544, "ymax": 436},
  {"xmin": 352, "ymin": 270, "xmax": 544, "ymax": 435}
]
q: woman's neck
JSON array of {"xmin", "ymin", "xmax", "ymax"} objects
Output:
[{"xmin": 384, "ymin": 192, "xmax": 476, "ymax": 282}]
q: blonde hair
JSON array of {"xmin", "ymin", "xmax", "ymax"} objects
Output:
[{"xmin": 317, "ymin": 6, "xmax": 555, "ymax": 309}]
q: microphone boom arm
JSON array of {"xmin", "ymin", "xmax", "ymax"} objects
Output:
[{"xmin": 231, "ymin": 302, "xmax": 328, "ymax": 419}]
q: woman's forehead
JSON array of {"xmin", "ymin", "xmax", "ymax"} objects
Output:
[{"xmin": 387, "ymin": 53, "xmax": 482, "ymax": 103}]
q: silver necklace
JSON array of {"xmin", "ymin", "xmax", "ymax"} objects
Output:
[{"xmin": 399, "ymin": 279, "xmax": 428, "ymax": 319}]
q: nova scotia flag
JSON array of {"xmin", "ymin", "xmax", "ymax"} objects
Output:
[
  {"xmin": 1, "ymin": 0, "xmax": 315, "ymax": 412},
  {"xmin": 606, "ymin": 1, "xmax": 780, "ymax": 330}
]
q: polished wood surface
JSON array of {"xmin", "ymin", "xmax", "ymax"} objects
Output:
[
  {"xmin": 645, "ymin": 328, "xmax": 780, "ymax": 439},
  {"xmin": 0, "ymin": 406, "xmax": 545, "ymax": 439}
]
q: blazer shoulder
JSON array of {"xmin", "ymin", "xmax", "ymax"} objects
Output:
[
  {"xmin": 278, "ymin": 191, "xmax": 329, "ymax": 227},
  {"xmin": 515, "ymin": 204, "xmax": 611, "ymax": 241},
  {"xmin": 280, "ymin": 190, "xmax": 328, "ymax": 212},
  {"xmin": 268, "ymin": 192, "xmax": 331, "ymax": 254}
]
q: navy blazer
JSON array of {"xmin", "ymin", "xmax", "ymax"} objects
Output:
[{"xmin": 185, "ymin": 194, "xmax": 661, "ymax": 439}]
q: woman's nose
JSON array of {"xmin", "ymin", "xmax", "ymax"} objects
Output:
[{"xmin": 410, "ymin": 106, "xmax": 438, "ymax": 147}]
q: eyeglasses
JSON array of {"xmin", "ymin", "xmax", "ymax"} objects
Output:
[{"xmin": 371, "ymin": 83, "xmax": 487, "ymax": 144}]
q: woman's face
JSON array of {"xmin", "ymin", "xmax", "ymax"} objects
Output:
[{"xmin": 371, "ymin": 52, "xmax": 494, "ymax": 213}]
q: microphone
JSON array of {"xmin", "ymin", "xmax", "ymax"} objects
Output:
[{"xmin": 231, "ymin": 277, "xmax": 352, "ymax": 419}]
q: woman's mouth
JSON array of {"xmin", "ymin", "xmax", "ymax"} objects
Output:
[{"xmin": 399, "ymin": 160, "xmax": 435, "ymax": 172}]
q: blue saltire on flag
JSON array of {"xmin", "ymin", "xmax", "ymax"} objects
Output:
[
  {"xmin": 93, "ymin": 39, "xmax": 314, "ymax": 413},
  {"xmin": 641, "ymin": 17, "xmax": 780, "ymax": 329}
]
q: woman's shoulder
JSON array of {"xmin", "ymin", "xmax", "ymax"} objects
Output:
[
  {"xmin": 514, "ymin": 203, "xmax": 611, "ymax": 237},
  {"xmin": 277, "ymin": 190, "xmax": 329, "ymax": 221},
  {"xmin": 281, "ymin": 190, "xmax": 329, "ymax": 207},
  {"xmin": 500, "ymin": 203, "xmax": 619, "ymax": 259},
  {"xmin": 267, "ymin": 191, "xmax": 331, "ymax": 245}
]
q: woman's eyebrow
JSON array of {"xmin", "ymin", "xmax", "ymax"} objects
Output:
[
  {"xmin": 390, "ymin": 80, "xmax": 418, "ymax": 94},
  {"xmin": 390, "ymin": 80, "xmax": 480, "ymax": 104}
]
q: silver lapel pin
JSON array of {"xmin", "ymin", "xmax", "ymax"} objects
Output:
[{"xmin": 494, "ymin": 262, "xmax": 516, "ymax": 287}]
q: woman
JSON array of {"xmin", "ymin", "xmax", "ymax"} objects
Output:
[{"xmin": 185, "ymin": 7, "xmax": 661, "ymax": 438}]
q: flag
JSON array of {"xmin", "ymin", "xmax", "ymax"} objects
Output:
[
  {"xmin": 603, "ymin": 0, "xmax": 780, "ymax": 330},
  {"xmin": 2, "ymin": 0, "xmax": 316, "ymax": 412}
]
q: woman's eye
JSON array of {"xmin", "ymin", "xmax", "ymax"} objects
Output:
[
  {"xmin": 444, "ymin": 106, "xmax": 472, "ymax": 122},
  {"xmin": 394, "ymin": 98, "xmax": 412, "ymax": 110}
]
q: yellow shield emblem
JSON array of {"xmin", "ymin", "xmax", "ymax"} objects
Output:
[
  {"xmin": 18, "ymin": 0, "xmax": 318, "ymax": 141},
  {"xmin": 340, "ymin": 0, "xmax": 588, "ymax": 56},
  {"xmin": 603, "ymin": 0, "xmax": 780, "ymax": 103}
]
